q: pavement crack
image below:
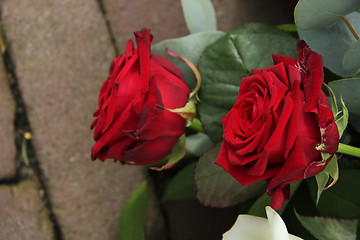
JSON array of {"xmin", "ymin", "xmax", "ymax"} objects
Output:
[
  {"xmin": 0, "ymin": 22, "xmax": 63, "ymax": 240},
  {"xmin": 96, "ymin": 0, "xmax": 120, "ymax": 56}
]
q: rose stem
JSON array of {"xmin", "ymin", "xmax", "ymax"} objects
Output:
[
  {"xmin": 188, "ymin": 118, "xmax": 205, "ymax": 133},
  {"xmin": 342, "ymin": 16, "xmax": 359, "ymax": 40},
  {"xmin": 337, "ymin": 143, "xmax": 360, "ymax": 158}
]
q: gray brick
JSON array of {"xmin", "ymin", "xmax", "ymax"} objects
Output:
[
  {"xmin": 0, "ymin": 181, "xmax": 54, "ymax": 240},
  {"xmin": 1, "ymin": 0, "xmax": 163, "ymax": 239},
  {"xmin": 0, "ymin": 55, "xmax": 16, "ymax": 179}
]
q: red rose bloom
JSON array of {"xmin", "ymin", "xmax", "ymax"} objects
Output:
[
  {"xmin": 91, "ymin": 28, "xmax": 190, "ymax": 165},
  {"xmin": 215, "ymin": 41, "xmax": 339, "ymax": 209}
]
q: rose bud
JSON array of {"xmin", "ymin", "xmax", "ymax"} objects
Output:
[
  {"xmin": 215, "ymin": 40, "xmax": 339, "ymax": 210},
  {"xmin": 91, "ymin": 28, "xmax": 190, "ymax": 165}
]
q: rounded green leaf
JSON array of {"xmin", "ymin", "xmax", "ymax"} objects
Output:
[
  {"xmin": 181, "ymin": 0, "xmax": 217, "ymax": 34},
  {"xmin": 194, "ymin": 144, "xmax": 267, "ymax": 208},
  {"xmin": 297, "ymin": 12, "xmax": 360, "ymax": 77},
  {"xmin": 342, "ymin": 39, "xmax": 360, "ymax": 73},
  {"xmin": 294, "ymin": 0, "xmax": 360, "ymax": 30},
  {"xmin": 186, "ymin": 132, "xmax": 214, "ymax": 156},
  {"xmin": 152, "ymin": 31, "xmax": 225, "ymax": 89},
  {"xmin": 329, "ymin": 77, "xmax": 360, "ymax": 114},
  {"xmin": 198, "ymin": 23, "xmax": 298, "ymax": 142}
]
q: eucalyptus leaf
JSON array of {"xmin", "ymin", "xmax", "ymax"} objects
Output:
[
  {"xmin": 194, "ymin": 144, "xmax": 267, "ymax": 208},
  {"xmin": 295, "ymin": 211, "xmax": 358, "ymax": 240},
  {"xmin": 294, "ymin": 0, "xmax": 360, "ymax": 30},
  {"xmin": 297, "ymin": 12, "xmax": 360, "ymax": 77},
  {"xmin": 181, "ymin": 0, "xmax": 217, "ymax": 34},
  {"xmin": 198, "ymin": 23, "xmax": 297, "ymax": 142},
  {"xmin": 342, "ymin": 40, "xmax": 360, "ymax": 73},
  {"xmin": 329, "ymin": 77, "xmax": 360, "ymax": 115},
  {"xmin": 118, "ymin": 181, "xmax": 149, "ymax": 240},
  {"xmin": 152, "ymin": 31, "xmax": 225, "ymax": 89},
  {"xmin": 161, "ymin": 162, "xmax": 197, "ymax": 202},
  {"xmin": 186, "ymin": 132, "xmax": 214, "ymax": 156}
]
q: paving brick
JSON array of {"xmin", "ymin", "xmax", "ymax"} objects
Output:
[
  {"xmin": 103, "ymin": 0, "xmax": 292, "ymax": 50},
  {"xmin": 213, "ymin": 0, "xmax": 293, "ymax": 32},
  {"xmin": 0, "ymin": 0, "xmax": 293, "ymax": 239},
  {"xmin": 1, "ymin": 0, "xmax": 163, "ymax": 239},
  {"xmin": 0, "ymin": 181, "xmax": 54, "ymax": 240},
  {"xmin": 102, "ymin": 0, "xmax": 189, "ymax": 50},
  {"xmin": 0, "ymin": 55, "xmax": 16, "ymax": 179}
]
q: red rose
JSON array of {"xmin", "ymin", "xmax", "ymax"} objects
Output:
[
  {"xmin": 91, "ymin": 28, "xmax": 190, "ymax": 165},
  {"xmin": 215, "ymin": 41, "xmax": 339, "ymax": 209}
]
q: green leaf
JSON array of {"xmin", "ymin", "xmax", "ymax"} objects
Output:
[
  {"xmin": 247, "ymin": 192, "xmax": 272, "ymax": 218},
  {"xmin": 342, "ymin": 40, "xmax": 360, "ymax": 74},
  {"xmin": 329, "ymin": 77, "xmax": 360, "ymax": 115},
  {"xmin": 248, "ymin": 181, "xmax": 302, "ymax": 217},
  {"xmin": 295, "ymin": 211, "xmax": 358, "ymax": 240},
  {"xmin": 151, "ymin": 134, "xmax": 186, "ymax": 171},
  {"xmin": 186, "ymin": 132, "xmax": 214, "ymax": 156},
  {"xmin": 118, "ymin": 181, "xmax": 149, "ymax": 240},
  {"xmin": 198, "ymin": 23, "xmax": 298, "ymax": 142},
  {"xmin": 152, "ymin": 31, "xmax": 225, "ymax": 89},
  {"xmin": 161, "ymin": 162, "xmax": 197, "ymax": 202},
  {"xmin": 294, "ymin": 0, "xmax": 360, "ymax": 30},
  {"xmin": 180, "ymin": 0, "xmax": 217, "ymax": 34},
  {"xmin": 194, "ymin": 143, "xmax": 266, "ymax": 207},
  {"xmin": 317, "ymin": 169, "xmax": 360, "ymax": 218},
  {"xmin": 297, "ymin": 12, "xmax": 360, "ymax": 77}
]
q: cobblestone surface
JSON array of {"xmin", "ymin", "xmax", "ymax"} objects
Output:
[
  {"xmin": 0, "ymin": 0, "xmax": 292, "ymax": 239},
  {"xmin": 0, "ymin": 56, "xmax": 16, "ymax": 179},
  {"xmin": 1, "ymin": 0, "xmax": 160, "ymax": 239},
  {"xmin": 0, "ymin": 181, "xmax": 54, "ymax": 240}
]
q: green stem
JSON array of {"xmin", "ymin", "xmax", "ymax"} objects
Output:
[
  {"xmin": 188, "ymin": 118, "xmax": 205, "ymax": 133},
  {"xmin": 337, "ymin": 143, "xmax": 360, "ymax": 158},
  {"xmin": 342, "ymin": 16, "xmax": 359, "ymax": 40}
]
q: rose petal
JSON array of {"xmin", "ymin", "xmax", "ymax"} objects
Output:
[
  {"xmin": 266, "ymin": 206, "xmax": 291, "ymax": 240},
  {"xmin": 222, "ymin": 215, "xmax": 271, "ymax": 240}
]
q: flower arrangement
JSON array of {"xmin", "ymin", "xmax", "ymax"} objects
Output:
[{"xmin": 91, "ymin": 0, "xmax": 360, "ymax": 239}]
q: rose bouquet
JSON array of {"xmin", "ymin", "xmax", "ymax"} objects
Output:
[{"xmin": 91, "ymin": 0, "xmax": 360, "ymax": 239}]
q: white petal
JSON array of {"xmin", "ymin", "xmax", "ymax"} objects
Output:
[
  {"xmin": 222, "ymin": 214, "xmax": 272, "ymax": 240},
  {"xmin": 266, "ymin": 206, "xmax": 291, "ymax": 240},
  {"xmin": 289, "ymin": 234, "xmax": 304, "ymax": 240},
  {"xmin": 266, "ymin": 206, "xmax": 304, "ymax": 240}
]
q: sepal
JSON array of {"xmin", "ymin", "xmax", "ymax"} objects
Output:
[
  {"xmin": 165, "ymin": 100, "xmax": 196, "ymax": 124},
  {"xmin": 150, "ymin": 134, "xmax": 186, "ymax": 171},
  {"xmin": 314, "ymin": 153, "xmax": 339, "ymax": 205},
  {"xmin": 324, "ymin": 83, "xmax": 349, "ymax": 138}
]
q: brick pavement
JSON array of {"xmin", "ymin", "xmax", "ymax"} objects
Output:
[
  {"xmin": 0, "ymin": 0, "xmax": 291, "ymax": 239},
  {"xmin": 0, "ymin": 55, "xmax": 16, "ymax": 179}
]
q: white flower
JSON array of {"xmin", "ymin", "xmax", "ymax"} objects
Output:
[{"xmin": 222, "ymin": 206, "xmax": 303, "ymax": 240}]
